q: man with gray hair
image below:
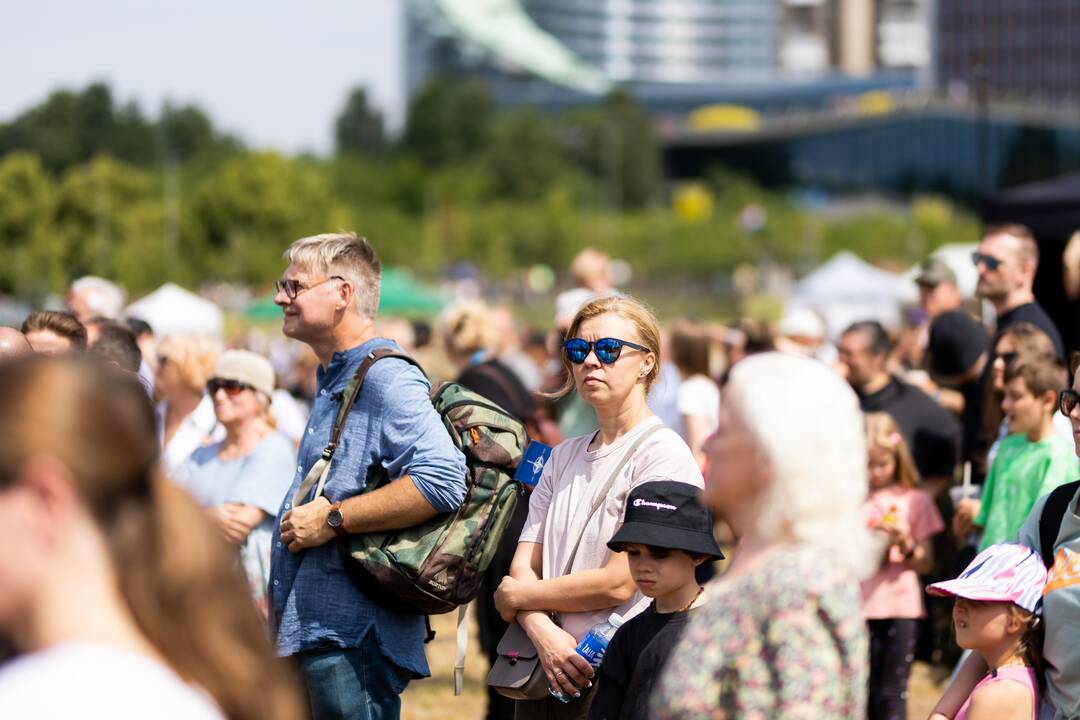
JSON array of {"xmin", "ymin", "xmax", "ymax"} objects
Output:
[
  {"xmin": 268, "ymin": 232, "xmax": 467, "ymax": 719},
  {"xmin": 66, "ymin": 276, "xmax": 126, "ymax": 322}
]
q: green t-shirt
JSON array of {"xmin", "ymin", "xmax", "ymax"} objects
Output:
[{"xmin": 976, "ymin": 432, "xmax": 1076, "ymax": 550}]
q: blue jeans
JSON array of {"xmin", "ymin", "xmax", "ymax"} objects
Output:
[{"xmin": 298, "ymin": 631, "xmax": 415, "ymax": 720}]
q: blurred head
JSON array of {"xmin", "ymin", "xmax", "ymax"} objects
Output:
[
  {"xmin": 1063, "ymin": 355, "xmax": 1080, "ymax": 457},
  {"xmin": 88, "ymin": 321, "xmax": 142, "ymax": 373},
  {"xmin": 551, "ymin": 296, "xmax": 660, "ymax": 413},
  {"xmin": 67, "ymin": 276, "xmax": 126, "ymax": 322},
  {"xmin": 440, "ymin": 301, "xmax": 496, "ymax": 366},
  {"xmin": 276, "ymin": 232, "xmax": 382, "ymax": 343},
  {"xmin": 864, "ymin": 412, "xmax": 920, "ymax": 491},
  {"xmin": 838, "ymin": 321, "xmax": 891, "ymax": 389},
  {"xmin": 569, "ymin": 248, "xmax": 612, "ymax": 292},
  {"xmin": 992, "ymin": 323, "xmax": 1055, "ymax": 392},
  {"xmin": 975, "ymin": 225, "xmax": 1038, "ymax": 306},
  {"xmin": 207, "ymin": 350, "xmax": 275, "ymax": 428},
  {"xmin": 0, "ymin": 354, "xmax": 304, "ymax": 720},
  {"xmin": 916, "ymin": 257, "xmax": 962, "ymax": 318},
  {"xmin": 0, "ymin": 327, "xmax": 32, "ymax": 359},
  {"xmin": 21, "ymin": 310, "xmax": 87, "ymax": 355},
  {"xmin": 705, "ymin": 353, "xmax": 873, "ymax": 575},
  {"xmin": 1001, "ymin": 351, "xmax": 1063, "ymax": 436},
  {"xmin": 154, "ymin": 334, "xmax": 219, "ymax": 403},
  {"xmin": 669, "ymin": 320, "xmax": 711, "ymax": 378}
]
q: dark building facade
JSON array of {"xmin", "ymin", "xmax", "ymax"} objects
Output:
[{"xmin": 936, "ymin": 1, "xmax": 1080, "ymax": 106}]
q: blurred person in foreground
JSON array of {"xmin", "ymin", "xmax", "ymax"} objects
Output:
[
  {"xmin": 269, "ymin": 232, "xmax": 467, "ymax": 720},
  {"xmin": 838, "ymin": 321, "xmax": 961, "ymax": 492},
  {"xmin": 21, "ymin": 310, "xmax": 87, "ymax": 355},
  {"xmin": 173, "ymin": 351, "xmax": 295, "ymax": 619},
  {"xmin": 154, "ymin": 334, "xmax": 221, "ymax": 474},
  {"xmin": 652, "ymin": 353, "xmax": 873, "ymax": 719},
  {"xmin": 0, "ymin": 354, "xmax": 304, "ymax": 719},
  {"xmin": 66, "ymin": 275, "xmax": 125, "ymax": 323},
  {"xmin": 494, "ymin": 295, "xmax": 702, "ymax": 719},
  {"xmin": 0, "ymin": 327, "xmax": 32, "ymax": 359}
]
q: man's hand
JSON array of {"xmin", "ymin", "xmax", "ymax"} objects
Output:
[{"xmin": 280, "ymin": 496, "xmax": 335, "ymax": 552}]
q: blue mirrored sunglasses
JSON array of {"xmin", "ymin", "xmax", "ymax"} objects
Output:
[{"xmin": 564, "ymin": 337, "xmax": 649, "ymax": 365}]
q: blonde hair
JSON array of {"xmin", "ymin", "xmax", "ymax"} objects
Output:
[
  {"xmin": 726, "ymin": 353, "xmax": 877, "ymax": 578},
  {"xmin": 864, "ymin": 412, "xmax": 921, "ymax": 489},
  {"xmin": 156, "ymin": 334, "xmax": 219, "ymax": 394},
  {"xmin": 284, "ymin": 232, "xmax": 382, "ymax": 319},
  {"xmin": 0, "ymin": 355, "xmax": 305, "ymax": 720},
  {"xmin": 549, "ymin": 295, "xmax": 661, "ymax": 399},
  {"xmin": 440, "ymin": 300, "xmax": 497, "ymax": 358}
]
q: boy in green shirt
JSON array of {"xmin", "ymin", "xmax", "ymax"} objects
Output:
[{"xmin": 956, "ymin": 350, "xmax": 1075, "ymax": 549}]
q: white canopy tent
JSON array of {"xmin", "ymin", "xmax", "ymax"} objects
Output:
[
  {"xmin": 125, "ymin": 283, "xmax": 225, "ymax": 338},
  {"xmin": 790, "ymin": 251, "xmax": 916, "ymax": 339}
]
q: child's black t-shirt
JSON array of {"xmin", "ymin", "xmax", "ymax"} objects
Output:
[{"xmin": 588, "ymin": 603, "xmax": 699, "ymax": 720}]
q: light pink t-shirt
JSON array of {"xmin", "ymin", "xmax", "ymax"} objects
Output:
[
  {"xmin": 956, "ymin": 666, "xmax": 1040, "ymax": 720},
  {"xmin": 519, "ymin": 416, "xmax": 703, "ymax": 642},
  {"xmin": 860, "ymin": 485, "xmax": 945, "ymax": 619}
]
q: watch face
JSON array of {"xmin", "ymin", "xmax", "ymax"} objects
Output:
[{"xmin": 328, "ymin": 509, "xmax": 343, "ymax": 528}]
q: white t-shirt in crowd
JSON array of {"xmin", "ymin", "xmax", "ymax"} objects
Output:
[
  {"xmin": 0, "ymin": 643, "xmax": 224, "ymax": 719},
  {"xmin": 519, "ymin": 415, "xmax": 704, "ymax": 642},
  {"xmin": 158, "ymin": 395, "xmax": 224, "ymax": 475},
  {"xmin": 676, "ymin": 374, "xmax": 720, "ymax": 436}
]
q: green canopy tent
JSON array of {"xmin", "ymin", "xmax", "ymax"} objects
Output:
[{"xmin": 244, "ymin": 268, "xmax": 445, "ymax": 322}]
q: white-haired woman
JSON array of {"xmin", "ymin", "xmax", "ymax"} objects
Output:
[
  {"xmin": 154, "ymin": 334, "xmax": 221, "ymax": 473},
  {"xmin": 653, "ymin": 353, "xmax": 874, "ymax": 719}
]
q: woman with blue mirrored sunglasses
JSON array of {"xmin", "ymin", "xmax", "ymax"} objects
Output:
[{"xmin": 563, "ymin": 337, "xmax": 650, "ymax": 365}]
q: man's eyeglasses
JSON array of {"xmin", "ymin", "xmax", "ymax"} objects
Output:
[
  {"xmin": 972, "ymin": 252, "xmax": 1003, "ymax": 271},
  {"xmin": 563, "ymin": 337, "xmax": 650, "ymax": 365},
  {"xmin": 1059, "ymin": 389, "xmax": 1080, "ymax": 416},
  {"xmin": 997, "ymin": 351, "xmax": 1018, "ymax": 367},
  {"xmin": 207, "ymin": 378, "xmax": 253, "ymax": 397},
  {"xmin": 275, "ymin": 276, "xmax": 344, "ymax": 300}
]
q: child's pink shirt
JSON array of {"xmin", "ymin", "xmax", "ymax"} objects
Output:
[
  {"xmin": 955, "ymin": 666, "xmax": 1040, "ymax": 720},
  {"xmin": 860, "ymin": 485, "xmax": 944, "ymax": 619}
]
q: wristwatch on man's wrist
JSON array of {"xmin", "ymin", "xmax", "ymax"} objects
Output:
[{"xmin": 327, "ymin": 502, "xmax": 346, "ymax": 537}]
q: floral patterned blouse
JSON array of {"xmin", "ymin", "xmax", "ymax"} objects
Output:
[{"xmin": 652, "ymin": 543, "xmax": 868, "ymax": 720}]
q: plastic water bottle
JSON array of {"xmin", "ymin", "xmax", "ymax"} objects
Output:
[{"xmin": 549, "ymin": 613, "xmax": 625, "ymax": 703}]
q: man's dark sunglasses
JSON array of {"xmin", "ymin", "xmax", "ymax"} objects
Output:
[
  {"xmin": 275, "ymin": 275, "xmax": 344, "ymax": 300},
  {"xmin": 972, "ymin": 252, "xmax": 1003, "ymax": 271},
  {"xmin": 207, "ymin": 378, "xmax": 253, "ymax": 397},
  {"xmin": 1060, "ymin": 389, "xmax": 1080, "ymax": 416},
  {"xmin": 563, "ymin": 337, "xmax": 649, "ymax": 365}
]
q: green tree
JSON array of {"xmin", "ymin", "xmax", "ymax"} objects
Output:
[
  {"xmin": 334, "ymin": 87, "xmax": 387, "ymax": 157},
  {"xmin": 483, "ymin": 108, "xmax": 585, "ymax": 202},
  {"xmin": 0, "ymin": 152, "xmax": 59, "ymax": 295},
  {"xmin": 400, "ymin": 77, "xmax": 493, "ymax": 166}
]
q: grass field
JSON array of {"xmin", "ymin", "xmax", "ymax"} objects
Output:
[{"xmin": 402, "ymin": 611, "xmax": 949, "ymax": 720}]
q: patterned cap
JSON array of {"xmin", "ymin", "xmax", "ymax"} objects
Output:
[{"xmin": 927, "ymin": 543, "xmax": 1047, "ymax": 614}]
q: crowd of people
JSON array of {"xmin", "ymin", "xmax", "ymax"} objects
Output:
[{"xmin": 0, "ymin": 223, "xmax": 1076, "ymax": 720}]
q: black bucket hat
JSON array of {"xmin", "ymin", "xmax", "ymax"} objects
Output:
[{"xmin": 608, "ymin": 480, "xmax": 723, "ymax": 560}]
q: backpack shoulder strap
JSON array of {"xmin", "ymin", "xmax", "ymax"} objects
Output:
[
  {"xmin": 291, "ymin": 347, "xmax": 423, "ymax": 506},
  {"xmin": 1040, "ymin": 480, "xmax": 1079, "ymax": 569}
]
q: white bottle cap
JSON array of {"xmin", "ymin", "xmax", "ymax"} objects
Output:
[{"xmin": 608, "ymin": 613, "xmax": 624, "ymax": 628}]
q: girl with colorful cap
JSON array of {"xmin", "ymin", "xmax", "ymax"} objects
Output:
[{"xmin": 927, "ymin": 542, "xmax": 1047, "ymax": 720}]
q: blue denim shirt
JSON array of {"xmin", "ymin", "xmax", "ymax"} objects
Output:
[{"xmin": 269, "ymin": 338, "xmax": 467, "ymax": 675}]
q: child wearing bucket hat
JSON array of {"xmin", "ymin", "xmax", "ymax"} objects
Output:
[
  {"xmin": 587, "ymin": 481, "xmax": 723, "ymax": 720},
  {"xmin": 927, "ymin": 543, "xmax": 1048, "ymax": 720}
]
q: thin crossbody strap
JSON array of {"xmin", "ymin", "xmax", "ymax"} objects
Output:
[{"xmin": 558, "ymin": 422, "xmax": 663, "ymax": 577}]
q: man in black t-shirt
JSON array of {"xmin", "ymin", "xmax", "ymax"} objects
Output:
[
  {"xmin": 838, "ymin": 321, "xmax": 961, "ymax": 485},
  {"xmin": 975, "ymin": 224, "xmax": 1065, "ymax": 359}
]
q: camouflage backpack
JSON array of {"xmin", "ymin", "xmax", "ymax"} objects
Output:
[{"xmin": 300, "ymin": 348, "xmax": 527, "ymax": 620}]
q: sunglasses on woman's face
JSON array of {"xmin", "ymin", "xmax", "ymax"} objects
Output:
[
  {"xmin": 207, "ymin": 378, "xmax": 253, "ymax": 397},
  {"xmin": 563, "ymin": 337, "xmax": 649, "ymax": 365},
  {"xmin": 1059, "ymin": 389, "xmax": 1080, "ymax": 416}
]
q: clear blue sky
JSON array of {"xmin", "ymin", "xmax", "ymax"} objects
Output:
[{"xmin": 1, "ymin": 0, "xmax": 403, "ymax": 155}]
